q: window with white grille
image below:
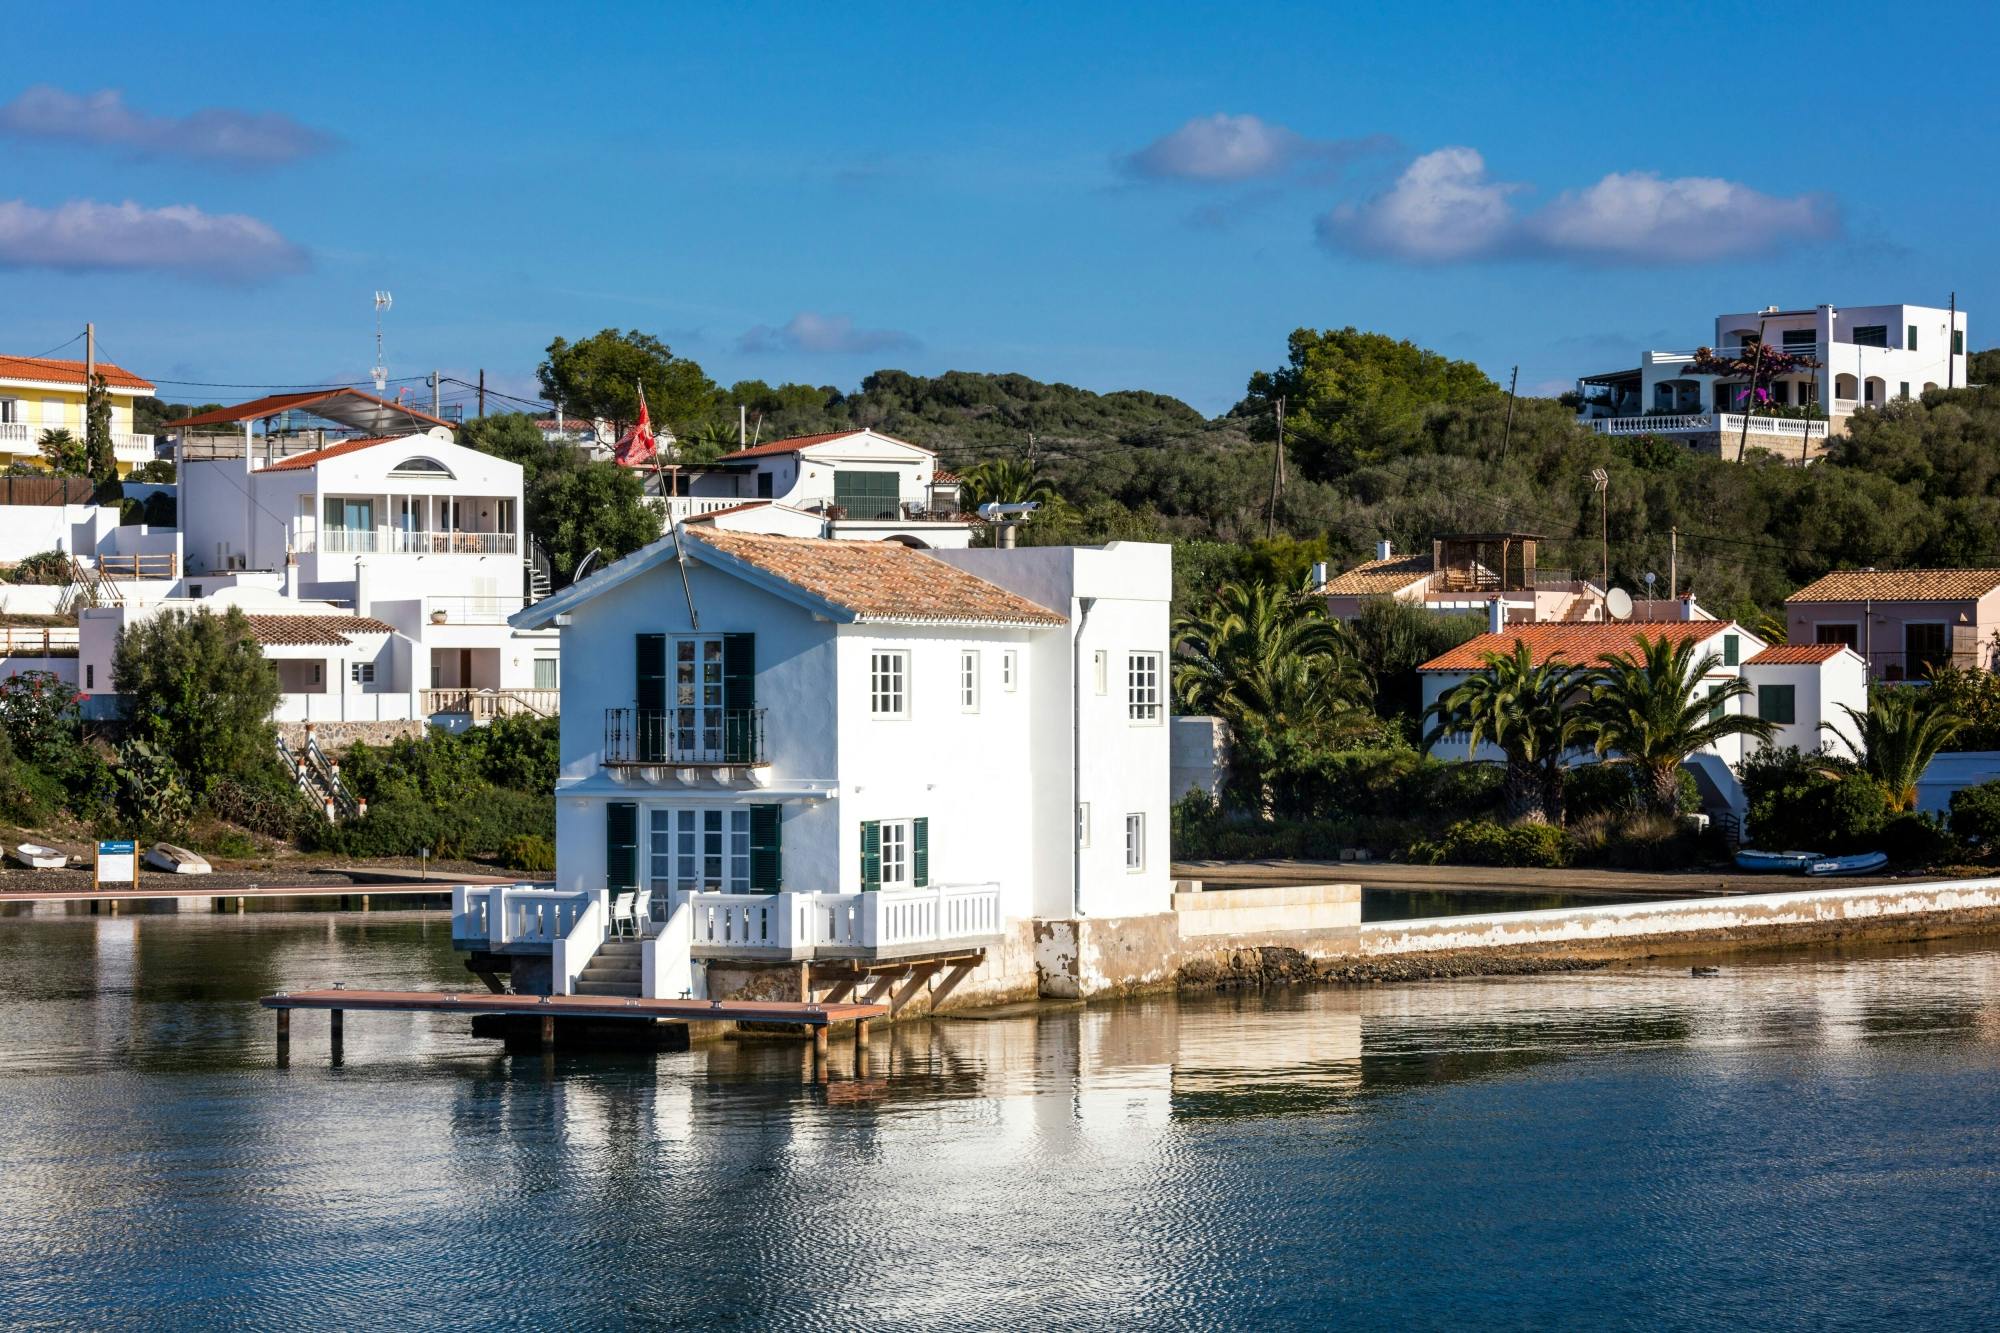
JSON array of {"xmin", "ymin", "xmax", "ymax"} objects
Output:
[
  {"xmin": 1128, "ymin": 652, "xmax": 1162, "ymax": 722},
  {"xmin": 1125, "ymin": 813, "xmax": 1145, "ymax": 871},
  {"xmin": 350, "ymin": 662, "xmax": 375, "ymax": 685},
  {"xmin": 960, "ymin": 650, "xmax": 980, "ymax": 712},
  {"xmin": 870, "ymin": 651, "xmax": 908, "ymax": 718},
  {"xmin": 880, "ymin": 820, "xmax": 910, "ymax": 887},
  {"xmin": 1002, "ymin": 650, "xmax": 1018, "ymax": 691}
]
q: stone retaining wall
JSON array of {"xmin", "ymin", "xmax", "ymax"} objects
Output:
[{"xmin": 277, "ymin": 719, "xmax": 429, "ymax": 750}]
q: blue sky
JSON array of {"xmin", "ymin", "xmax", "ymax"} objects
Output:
[{"xmin": 2, "ymin": 1, "xmax": 1991, "ymax": 417}]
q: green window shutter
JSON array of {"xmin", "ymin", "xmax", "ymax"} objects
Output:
[
  {"xmin": 1759, "ymin": 684, "xmax": 1796, "ymax": 725},
  {"xmin": 723, "ymin": 632, "xmax": 756, "ymax": 762},
  {"xmin": 860, "ymin": 820, "xmax": 881, "ymax": 892},
  {"xmin": 636, "ymin": 634, "xmax": 666, "ymax": 762},
  {"xmin": 1707, "ymin": 684, "xmax": 1724, "ymax": 723},
  {"xmin": 834, "ymin": 470, "xmax": 901, "ymax": 520},
  {"xmin": 912, "ymin": 816, "xmax": 929, "ymax": 888},
  {"xmin": 607, "ymin": 802, "xmax": 638, "ymax": 890},
  {"xmin": 749, "ymin": 803, "xmax": 782, "ymax": 893},
  {"xmin": 1723, "ymin": 634, "xmax": 1739, "ymax": 666}
]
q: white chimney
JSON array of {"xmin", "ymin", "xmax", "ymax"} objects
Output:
[
  {"xmin": 1375, "ymin": 539, "xmax": 1393, "ymax": 561},
  {"xmin": 353, "ymin": 559, "xmax": 371, "ymax": 617},
  {"xmin": 1310, "ymin": 561, "xmax": 1329, "ymax": 590},
  {"xmin": 1683, "ymin": 592, "xmax": 1698, "ymax": 621},
  {"xmin": 1488, "ymin": 597, "xmax": 1506, "ymax": 634}
]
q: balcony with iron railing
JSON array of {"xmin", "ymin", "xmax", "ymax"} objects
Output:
[{"xmin": 603, "ymin": 708, "xmax": 767, "ymax": 768}]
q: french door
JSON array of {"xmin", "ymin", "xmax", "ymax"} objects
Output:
[
  {"xmin": 648, "ymin": 808, "xmax": 753, "ymax": 896},
  {"xmin": 674, "ymin": 636, "xmax": 725, "ymax": 760}
]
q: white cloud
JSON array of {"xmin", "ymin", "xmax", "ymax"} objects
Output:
[
  {"xmin": 1124, "ymin": 113, "xmax": 1392, "ymax": 183},
  {"xmin": 1319, "ymin": 147, "xmax": 1839, "ymax": 265},
  {"xmin": 1319, "ymin": 147, "xmax": 1522, "ymax": 261},
  {"xmin": 1526, "ymin": 171, "xmax": 1837, "ymax": 262},
  {"xmin": 0, "ymin": 86, "xmax": 334, "ymax": 167},
  {"xmin": 738, "ymin": 312, "xmax": 918, "ymax": 356},
  {"xmin": 0, "ymin": 199, "xmax": 307, "ymax": 281}
]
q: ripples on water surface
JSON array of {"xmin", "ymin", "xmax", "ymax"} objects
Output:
[{"xmin": 0, "ymin": 907, "xmax": 1997, "ymax": 1330}]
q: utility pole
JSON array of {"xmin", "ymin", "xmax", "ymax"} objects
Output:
[
  {"xmin": 1499, "ymin": 365, "xmax": 1518, "ymax": 465},
  {"xmin": 1669, "ymin": 525, "xmax": 1678, "ymax": 601},
  {"xmin": 1949, "ymin": 290, "xmax": 1958, "ymax": 388},
  {"xmin": 430, "ymin": 370, "xmax": 439, "ymax": 418},
  {"xmin": 739, "ymin": 404, "xmax": 747, "ymax": 447},
  {"xmin": 1265, "ymin": 396, "xmax": 1285, "ymax": 540},
  {"xmin": 477, "ymin": 369, "xmax": 486, "ymax": 418},
  {"xmin": 1590, "ymin": 467, "xmax": 1610, "ymax": 597}
]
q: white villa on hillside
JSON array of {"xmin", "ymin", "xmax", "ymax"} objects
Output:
[
  {"xmin": 1576, "ymin": 301, "xmax": 1970, "ymax": 459},
  {"xmin": 462, "ymin": 528, "xmax": 1171, "ymax": 1005},
  {"xmin": 656, "ymin": 429, "xmax": 974, "ymax": 548},
  {"xmin": 132, "ymin": 388, "xmax": 559, "ymax": 723}
]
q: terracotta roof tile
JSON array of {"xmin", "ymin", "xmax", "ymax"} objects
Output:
[
  {"xmin": 1418, "ymin": 622, "xmax": 1733, "ymax": 671},
  {"xmin": 260, "ymin": 436, "xmax": 401, "ymax": 471},
  {"xmin": 687, "ymin": 529, "xmax": 1064, "ymax": 626},
  {"xmin": 1746, "ymin": 643, "xmax": 1852, "ymax": 665},
  {"xmin": 1787, "ymin": 568, "xmax": 2000, "ymax": 603},
  {"xmin": 1320, "ymin": 553, "xmax": 1434, "ymax": 596},
  {"xmin": 0, "ymin": 355, "xmax": 152, "ymax": 391},
  {"xmin": 245, "ymin": 614, "xmax": 397, "ymax": 646}
]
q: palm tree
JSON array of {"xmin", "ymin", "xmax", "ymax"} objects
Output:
[
  {"xmin": 960, "ymin": 458, "xmax": 1056, "ymax": 510},
  {"xmin": 1423, "ymin": 642, "xmax": 1586, "ymax": 823},
  {"xmin": 1582, "ymin": 633, "xmax": 1777, "ymax": 817},
  {"xmin": 1174, "ymin": 581, "xmax": 1374, "ymax": 812},
  {"xmin": 1822, "ymin": 688, "xmax": 1964, "ymax": 811}
]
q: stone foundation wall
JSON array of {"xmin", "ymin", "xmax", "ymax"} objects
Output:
[{"xmin": 278, "ymin": 719, "xmax": 430, "ymax": 751}]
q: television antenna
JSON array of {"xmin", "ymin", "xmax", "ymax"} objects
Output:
[{"xmin": 371, "ymin": 291, "xmax": 393, "ymax": 392}]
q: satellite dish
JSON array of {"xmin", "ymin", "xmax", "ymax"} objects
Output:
[{"xmin": 1606, "ymin": 588, "xmax": 1633, "ymax": 621}]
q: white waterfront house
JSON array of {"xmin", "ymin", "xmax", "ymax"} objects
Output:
[
  {"xmin": 153, "ymin": 388, "xmax": 558, "ymax": 723},
  {"xmin": 467, "ymin": 527, "xmax": 1172, "ymax": 1005},
  {"xmin": 1576, "ymin": 302, "xmax": 1970, "ymax": 459},
  {"xmin": 656, "ymin": 429, "xmax": 973, "ymax": 548}
]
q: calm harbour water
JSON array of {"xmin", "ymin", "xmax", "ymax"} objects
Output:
[{"xmin": 1, "ymin": 909, "xmax": 1997, "ymax": 1330}]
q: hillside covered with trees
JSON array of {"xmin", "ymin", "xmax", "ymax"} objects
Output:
[{"xmin": 485, "ymin": 325, "xmax": 2000, "ymax": 620}]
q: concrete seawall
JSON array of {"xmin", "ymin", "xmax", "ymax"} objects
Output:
[{"xmin": 1361, "ymin": 877, "xmax": 2000, "ymax": 961}]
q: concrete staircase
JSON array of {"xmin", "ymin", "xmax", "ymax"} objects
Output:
[{"xmin": 574, "ymin": 938, "xmax": 642, "ymax": 997}]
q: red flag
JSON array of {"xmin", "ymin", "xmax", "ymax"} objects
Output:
[{"xmin": 614, "ymin": 388, "xmax": 657, "ymax": 467}]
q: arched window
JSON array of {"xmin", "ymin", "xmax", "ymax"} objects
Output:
[{"xmin": 390, "ymin": 456, "xmax": 455, "ymax": 478}]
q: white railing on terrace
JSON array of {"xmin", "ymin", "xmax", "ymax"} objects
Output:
[
  {"xmin": 0, "ymin": 422, "xmax": 156, "ymax": 459},
  {"xmin": 311, "ymin": 528, "xmax": 518, "ymax": 555},
  {"xmin": 425, "ymin": 594, "xmax": 523, "ymax": 624},
  {"xmin": 1587, "ymin": 413, "xmax": 1829, "ymax": 439},
  {"xmin": 680, "ymin": 883, "xmax": 1004, "ymax": 958},
  {"xmin": 452, "ymin": 884, "xmax": 590, "ymax": 951},
  {"xmin": 422, "ymin": 687, "xmax": 558, "ymax": 720},
  {"xmin": 663, "ymin": 495, "xmax": 757, "ymax": 521}
]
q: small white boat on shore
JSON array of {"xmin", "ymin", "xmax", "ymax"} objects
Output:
[
  {"xmin": 12, "ymin": 843, "xmax": 67, "ymax": 870},
  {"xmin": 1805, "ymin": 851, "xmax": 1890, "ymax": 878},
  {"xmin": 145, "ymin": 843, "xmax": 212, "ymax": 876}
]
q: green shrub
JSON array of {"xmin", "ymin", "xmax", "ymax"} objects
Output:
[
  {"xmin": 1567, "ymin": 810, "xmax": 1717, "ymax": 869},
  {"xmin": 1948, "ymin": 779, "xmax": 2000, "ymax": 845},
  {"xmin": 208, "ymin": 768, "xmax": 318, "ymax": 840},
  {"xmin": 115, "ymin": 738, "xmax": 194, "ymax": 839},
  {"xmin": 0, "ymin": 669, "xmax": 83, "ymax": 765},
  {"xmin": 198, "ymin": 829, "xmax": 261, "ymax": 861},
  {"xmin": 8, "ymin": 550, "xmax": 71, "ymax": 585},
  {"xmin": 1742, "ymin": 747, "xmax": 1889, "ymax": 852},
  {"xmin": 501, "ymin": 834, "xmax": 556, "ymax": 874},
  {"xmin": 1564, "ymin": 763, "xmax": 1699, "ymax": 820},
  {"xmin": 1878, "ymin": 812, "xmax": 1960, "ymax": 867},
  {"xmin": 1407, "ymin": 819, "xmax": 1572, "ymax": 868}
]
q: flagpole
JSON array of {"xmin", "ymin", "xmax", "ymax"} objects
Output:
[{"xmin": 636, "ymin": 376, "xmax": 701, "ymax": 631}]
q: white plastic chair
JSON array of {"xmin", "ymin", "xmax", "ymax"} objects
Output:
[
  {"xmin": 609, "ymin": 891, "xmax": 637, "ymax": 937},
  {"xmin": 631, "ymin": 889, "xmax": 655, "ymax": 938}
]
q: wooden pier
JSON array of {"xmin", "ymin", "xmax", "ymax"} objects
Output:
[
  {"xmin": 0, "ymin": 877, "xmax": 508, "ymax": 908},
  {"xmin": 261, "ymin": 988, "xmax": 885, "ymax": 1068}
]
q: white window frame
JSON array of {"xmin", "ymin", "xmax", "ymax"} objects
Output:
[
  {"xmin": 648, "ymin": 806, "xmax": 752, "ymax": 896},
  {"xmin": 870, "ymin": 650, "xmax": 909, "ymax": 719},
  {"xmin": 1077, "ymin": 802, "xmax": 1091, "ymax": 848},
  {"xmin": 1002, "ymin": 649, "xmax": 1018, "ymax": 692},
  {"xmin": 1128, "ymin": 651, "xmax": 1162, "ymax": 723},
  {"xmin": 533, "ymin": 657, "xmax": 559, "ymax": 690},
  {"xmin": 960, "ymin": 649, "xmax": 980, "ymax": 712},
  {"xmin": 349, "ymin": 661, "xmax": 375, "ymax": 685},
  {"xmin": 1124, "ymin": 813, "xmax": 1145, "ymax": 872},
  {"xmin": 1092, "ymin": 649, "xmax": 1107, "ymax": 695},
  {"xmin": 880, "ymin": 818, "xmax": 912, "ymax": 888}
]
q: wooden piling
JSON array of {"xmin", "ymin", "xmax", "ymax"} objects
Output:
[
  {"xmin": 541, "ymin": 1015, "xmax": 556, "ymax": 1048},
  {"xmin": 855, "ymin": 1018, "xmax": 871, "ymax": 1052},
  {"xmin": 276, "ymin": 1008, "xmax": 291, "ymax": 1064}
]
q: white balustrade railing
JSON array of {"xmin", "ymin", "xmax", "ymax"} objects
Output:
[
  {"xmin": 451, "ymin": 884, "xmax": 592, "ymax": 950},
  {"xmin": 1587, "ymin": 413, "xmax": 1831, "ymax": 440},
  {"xmin": 671, "ymin": 883, "xmax": 1005, "ymax": 957},
  {"xmin": 1714, "ymin": 413, "xmax": 1828, "ymax": 440},
  {"xmin": 663, "ymin": 495, "xmax": 759, "ymax": 521},
  {"xmin": 550, "ymin": 892, "xmax": 609, "ymax": 995}
]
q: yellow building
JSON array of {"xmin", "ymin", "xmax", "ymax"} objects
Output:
[{"xmin": 0, "ymin": 355, "xmax": 159, "ymax": 476}]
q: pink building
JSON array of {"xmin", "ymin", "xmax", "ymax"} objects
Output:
[{"xmin": 1785, "ymin": 569, "xmax": 2000, "ymax": 682}]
